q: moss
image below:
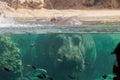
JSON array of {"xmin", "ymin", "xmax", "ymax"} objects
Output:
[{"xmin": 0, "ymin": 35, "xmax": 23, "ymax": 74}]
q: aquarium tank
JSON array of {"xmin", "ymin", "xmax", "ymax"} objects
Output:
[{"xmin": 0, "ymin": 17, "xmax": 120, "ymax": 80}]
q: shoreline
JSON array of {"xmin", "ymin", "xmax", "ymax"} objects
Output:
[
  {"xmin": 3, "ymin": 9, "xmax": 120, "ymax": 25},
  {"xmin": 13, "ymin": 16, "xmax": 120, "ymax": 26}
]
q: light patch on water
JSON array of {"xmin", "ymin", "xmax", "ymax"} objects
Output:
[
  {"xmin": 0, "ymin": 15, "xmax": 45, "ymax": 28},
  {"xmin": 0, "ymin": 14, "xmax": 120, "ymax": 33},
  {"xmin": 0, "ymin": 14, "xmax": 16, "ymax": 27}
]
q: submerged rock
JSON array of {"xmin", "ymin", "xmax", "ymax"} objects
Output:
[
  {"xmin": 0, "ymin": 35, "xmax": 23, "ymax": 80},
  {"xmin": 35, "ymin": 34, "xmax": 96, "ymax": 80}
]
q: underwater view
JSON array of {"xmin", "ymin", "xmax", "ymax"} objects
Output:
[
  {"xmin": 1, "ymin": 0, "xmax": 120, "ymax": 80},
  {"xmin": 0, "ymin": 31, "xmax": 120, "ymax": 80}
]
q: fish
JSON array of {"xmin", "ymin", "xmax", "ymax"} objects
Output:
[
  {"xmin": 27, "ymin": 64, "xmax": 47, "ymax": 74},
  {"xmin": 68, "ymin": 74, "xmax": 76, "ymax": 79},
  {"xmin": 41, "ymin": 73, "xmax": 47, "ymax": 78},
  {"xmin": 36, "ymin": 73, "xmax": 47, "ymax": 79},
  {"xmin": 29, "ymin": 43, "xmax": 37, "ymax": 47},
  {"xmin": 27, "ymin": 64, "xmax": 36, "ymax": 69},
  {"xmin": 37, "ymin": 68, "xmax": 47, "ymax": 73},
  {"xmin": 3, "ymin": 67, "xmax": 11, "ymax": 72},
  {"xmin": 102, "ymin": 74, "xmax": 107, "ymax": 79},
  {"xmin": 36, "ymin": 74, "xmax": 44, "ymax": 79},
  {"xmin": 36, "ymin": 72, "xmax": 53, "ymax": 80},
  {"xmin": 26, "ymin": 64, "xmax": 50, "ymax": 79},
  {"xmin": 57, "ymin": 58, "xmax": 63, "ymax": 62}
]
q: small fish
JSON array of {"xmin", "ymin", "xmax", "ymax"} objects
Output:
[
  {"xmin": 102, "ymin": 74, "xmax": 107, "ymax": 79},
  {"xmin": 57, "ymin": 58, "xmax": 63, "ymax": 62},
  {"xmin": 29, "ymin": 43, "xmax": 37, "ymax": 47},
  {"xmin": 37, "ymin": 68, "xmax": 47, "ymax": 73},
  {"xmin": 68, "ymin": 75, "xmax": 76, "ymax": 79},
  {"xmin": 3, "ymin": 67, "xmax": 11, "ymax": 72},
  {"xmin": 27, "ymin": 64, "xmax": 36, "ymax": 69},
  {"xmin": 36, "ymin": 73, "xmax": 46, "ymax": 79},
  {"xmin": 41, "ymin": 73, "xmax": 47, "ymax": 78},
  {"xmin": 36, "ymin": 74, "xmax": 44, "ymax": 79}
]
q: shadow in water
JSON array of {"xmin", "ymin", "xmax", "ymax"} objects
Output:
[{"xmin": 112, "ymin": 42, "xmax": 120, "ymax": 80}]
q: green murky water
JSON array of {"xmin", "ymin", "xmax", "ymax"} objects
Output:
[{"xmin": 0, "ymin": 24, "xmax": 120, "ymax": 80}]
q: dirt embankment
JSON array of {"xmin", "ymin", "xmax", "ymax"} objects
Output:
[
  {"xmin": 45, "ymin": 0, "xmax": 120, "ymax": 9},
  {"xmin": 1, "ymin": 0, "xmax": 120, "ymax": 9},
  {"xmin": 0, "ymin": 0, "xmax": 120, "ymax": 26},
  {"xmin": 1, "ymin": 0, "xmax": 120, "ymax": 12}
]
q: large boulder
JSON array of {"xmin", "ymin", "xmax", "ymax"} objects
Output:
[{"xmin": 0, "ymin": 35, "xmax": 23, "ymax": 80}]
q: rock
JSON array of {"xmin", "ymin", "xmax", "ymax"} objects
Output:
[
  {"xmin": 0, "ymin": 1, "xmax": 14, "ymax": 13},
  {"xmin": 111, "ymin": 0, "xmax": 119, "ymax": 8},
  {"xmin": 50, "ymin": 16, "xmax": 82, "ymax": 26},
  {"xmin": 1, "ymin": 0, "xmax": 120, "ymax": 9},
  {"xmin": 35, "ymin": 34, "xmax": 97, "ymax": 80},
  {"xmin": 0, "ymin": 0, "xmax": 44, "ymax": 9},
  {"xmin": 44, "ymin": 0, "xmax": 83, "ymax": 9},
  {"xmin": 22, "ymin": 0, "xmax": 44, "ymax": 9},
  {"xmin": 82, "ymin": 0, "xmax": 95, "ymax": 6}
]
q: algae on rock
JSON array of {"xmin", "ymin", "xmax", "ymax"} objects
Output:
[{"xmin": 0, "ymin": 35, "xmax": 23, "ymax": 79}]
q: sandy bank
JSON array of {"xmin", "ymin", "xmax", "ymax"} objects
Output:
[{"xmin": 3, "ymin": 8, "xmax": 120, "ymax": 25}]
